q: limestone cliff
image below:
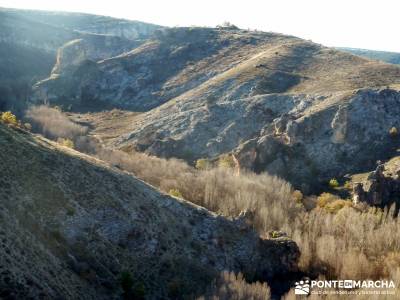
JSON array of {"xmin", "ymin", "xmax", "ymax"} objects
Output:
[{"xmin": 0, "ymin": 7, "xmax": 158, "ymax": 112}]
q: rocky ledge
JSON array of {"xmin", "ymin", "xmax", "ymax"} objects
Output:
[{"xmin": 352, "ymin": 161, "xmax": 400, "ymax": 213}]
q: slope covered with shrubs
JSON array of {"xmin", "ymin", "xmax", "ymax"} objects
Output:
[
  {"xmin": 25, "ymin": 106, "xmax": 400, "ymax": 298},
  {"xmin": 0, "ymin": 121, "xmax": 299, "ymax": 299}
]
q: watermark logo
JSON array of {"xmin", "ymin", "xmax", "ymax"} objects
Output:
[
  {"xmin": 294, "ymin": 279, "xmax": 396, "ymax": 296},
  {"xmin": 295, "ymin": 279, "xmax": 310, "ymax": 295}
]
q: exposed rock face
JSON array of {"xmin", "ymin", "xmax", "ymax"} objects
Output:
[
  {"xmin": 0, "ymin": 124, "xmax": 299, "ymax": 298},
  {"xmin": 0, "ymin": 8, "xmax": 158, "ymax": 112},
  {"xmin": 11, "ymin": 13, "xmax": 400, "ymax": 191},
  {"xmin": 30, "ymin": 27, "xmax": 400, "ymax": 183},
  {"xmin": 32, "ymin": 27, "xmax": 297, "ymax": 110},
  {"xmin": 30, "ymin": 36, "xmax": 140, "ymax": 109},
  {"xmin": 48, "ymin": 29, "xmax": 397, "ymax": 191},
  {"xmin": 117, "ymin": 88, "xmax": 400, "ymax": 191},
  {"xmin": 34, "ymin": 27, "xmax": 400, "ymax": 112},
  {"xmin": 352, "ymin": 163, "xmax": 400, "ymax": 209},
  {"xmin": 50, "ymin": 37, "xmax": 139, "ymax": 76},
  {"xmin": 236, "ymin": 88, "xmax": 400, "ymax": 191}
]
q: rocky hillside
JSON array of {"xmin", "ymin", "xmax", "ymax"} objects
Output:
[
  {"xmin": 339, "ymin": 47, "xmax": 400, "ymax": 65},
  {"xmin": 30, "ymin": 24, "xmax": 400, "ymax": 191},
  {"xmin": 32, "ymin": 27, "xmax": 298, "ymax": 111},
  {"xmin": 32, "ymin": 27, "xmax": 400, "ymax": 112},
  {"xmin": 107, "ymin": 34, "xmax": 400, "ymax": 191},
  {"xmin": 350, "ymin": 157, "xmax": 400, "ymax": 212},
  {"xmin": 0, "ymin": 7, "xmax": 160, "ymax": 112},
  {"xmin": 0, "ymin": 123, "xmax": 298, "ymax": 299},
  {"xmin": 118, "ymin": 87, "xmax": 400, "ymax": 192}
]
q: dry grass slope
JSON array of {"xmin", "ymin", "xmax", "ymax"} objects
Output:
[{"xmin": 0, "ymin": 122, "xmax": 298, "ymax": 299}]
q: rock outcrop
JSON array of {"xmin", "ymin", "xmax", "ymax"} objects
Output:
[
  {"xmin": 28, "ymin": 25, "xmax": 400, "ymax": 192},
  {"xmin": 33, "ymin": 26, "xmax": 400, "ymax": 113},
  {"xmin": 0, "ymin": 124, "xmax": 299, "ymax": 298},
  {"xmin": 0, "ymin": 8, "xmax": 159, "ymax": 112},
  {"xmin": 50, "ymin": 37, "xmax": 140, "ymax": 76},
  {"xmin": 10, "ymin": 11, "xmax": 400, "ymax": 192},
  {"xmin": 115, "ymin": 87, "xmax": 400, "ymax": 192},
  {"xmin": 32, "ymin": 27, "xmax": 297, "ymax": 110},
  {"xmin": 352, "ymin": 162, "xmax": 400, "ymax": 210},
  {"xmin": 235, "ymin": 88, "xmax": 400, "ymax": 191}
]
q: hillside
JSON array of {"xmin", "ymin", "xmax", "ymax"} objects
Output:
[
  {"xmin": 32, "ymin": 27, "xmax": 298, "ymax": 111},
  {"xmin": 1, "ymin": 8, "xmax": 162, "ymax": 40},
  {"xmin": 30, "ymin": 25, "xmax": 400, "ymax": 191},
  {"xmin": 0, "ymin": 123, "xmax": 298, "ymax": 298},
  {"xmin": 0, "ymin": 7, "xmax": 160, "ymax": 113},
  {"xmin": 32, "ymin": 27, "xmax": 400, "ymax": 112},
  {"xmin": 338, "ymin": 47, "xmax": 400, "ymax": 65},
  {"xmin": 3, "ymin": 7, "xmax": 400, "ymax": 299}
]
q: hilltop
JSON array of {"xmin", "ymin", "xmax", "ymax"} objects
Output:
[
  {"xmin": 32, "ymin": 26, "xmax": 400, "ymax": 111},
  {"xmin": 0, "ymin": 8, "xmax": 162, "ymax": 40}
]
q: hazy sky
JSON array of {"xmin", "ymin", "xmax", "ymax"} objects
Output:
[{"xmin": 1, "ymin": 0, "xmax": 399, "ymax": 52}]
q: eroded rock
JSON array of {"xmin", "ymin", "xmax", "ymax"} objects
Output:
[{"xmin": 352, "ymin": 163, "xmax": 400, "ymax": 209}]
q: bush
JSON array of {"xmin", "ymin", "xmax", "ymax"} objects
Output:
[
  {"xmin": 195, "ymin": 158, "xmax": 211, "ymax": 170},
  {"xmin": 119, "ymin": 271, "xmax": 145, "ymax": 299},
  {"xmin": 343, "ymin": 180, "xmax": 352, "ymax": 190},
  {"xmin": 292, "ymin": 190, "xmax": 303, "ymax": 204},
  {"xmin": 1, "ymin": 111, "xmax": 17, "ymax": 125},
  {"xmin": 167, "ymin": 279, "xmax": 182, "ymax": 298},
  {"xmin": 25, "ymin": 105, "xmax": 87, "ymax": 140},
  {"xmin": 316, "ymin": 192, "xmax": 351, "ymax": 213},
  {"xmin": 169, "ymin": 188, "xmax": 183, "ymax": 198},
  {"xmin": 324, "ymin": 199, "xmax": 352, "ymax": 213},
  {"xmin": 218, "ymin": 155, "xmax": 235, "ymax": 169},
  {"xmin": 132, "ymin": 283, "xmax": 145, "ymax": 299},
  {"xmin": 119, "ymin": 271, "xmax": 133, "ymax": 293},
  {"xmin": 317, "ymin": 192, "xmax": 339, "ymax": 208},
  {"xmin": 66, "ymin": 207, "xmax": 75, "ymax": 216},
  {"xmin": 57, "ymin": 138, "xmax": 74, "ymax": 149},
  {"xmin": 328, "ymin": 178, "xmax": 339, "ymax": 188},
  {"xmin": 389, "ymin": 126, "xmax": 398, "ymax": 137},
  {"xmin": 199, "ymin": 271, "xmax": 270, "ymax": 300}
]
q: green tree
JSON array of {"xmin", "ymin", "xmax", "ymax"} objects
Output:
[
  {"xmin": 119, "ymin": 271, "xmax": 133, "ymax": 293},
  {"xmin": 329, "ymin": 178, "xmax": 339, "ymax": 188}
]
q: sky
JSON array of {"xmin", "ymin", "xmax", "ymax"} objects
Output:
[{"xmin": 1, "ymin": 0, "xmax": 399, "ymax": 52}]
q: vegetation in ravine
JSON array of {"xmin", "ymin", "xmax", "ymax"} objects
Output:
[{"xmin": 24, "ymin": 105, "xmax": 400, "ymax": 298}]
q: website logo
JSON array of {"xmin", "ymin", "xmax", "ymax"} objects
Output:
[
  {"xmin": 293, "ymin": 279, "xmax": 395, "ymax": 296},
  {"xmin": 295, "ymin": 279, "xmax": 310, "ymax": 295}
]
